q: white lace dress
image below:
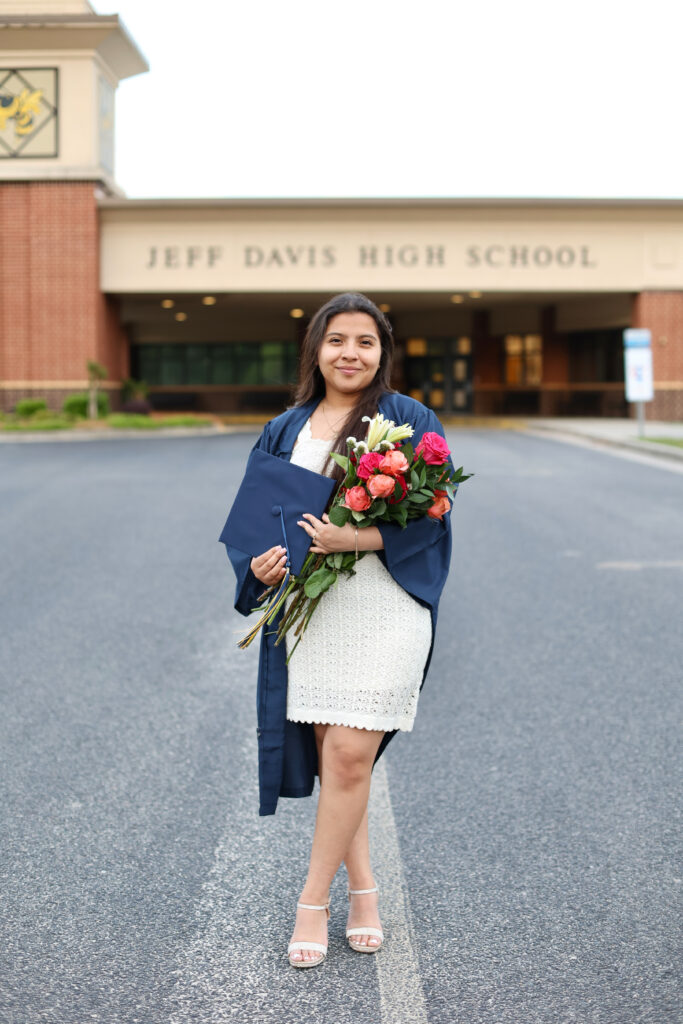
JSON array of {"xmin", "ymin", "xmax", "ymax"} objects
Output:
[{"xmin": 285, "ymin": 418, "xmax": 432, "ymax": 733}]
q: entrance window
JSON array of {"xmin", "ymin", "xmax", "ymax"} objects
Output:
[
  {"xmin": 567, "ymin": 328, "xmax": 625, "ymax": 382},
  {"xmin": 504, "ymin": 334, "xmax": 542, "ymax": 385},
  {"xmin": 132, "ymin": 341, "xmax": 299, "ymax": 387}
]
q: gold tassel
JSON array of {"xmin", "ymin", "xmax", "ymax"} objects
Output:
[{"xmin": 237, "ymin": 567, "xmax": 291, "ymax": 650}]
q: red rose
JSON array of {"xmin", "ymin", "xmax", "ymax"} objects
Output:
[
  {"xmin": 427, "ymin": 494, "xmax": 451, "ymax": 519},
  {"xmin": 415, "ymin": 431, "xmax": 451, "ymax": 465},
  {"xmin": 357, "ymin": 452, "xmax": 384, "ymax": 479},
  {"xmin": 379, "ymin": 450, "xmax": 410, "ymax": 477},
  {"xmin": 367, "ymin": 474, "xmax": 396, "ymax": 499},
  {"xmin": 344, "ymin": 485, "xmax": 372, "ymax": 512},
  {"xmin": 388, "ymin": 474, "xmax": 408, "ymax": 504}
]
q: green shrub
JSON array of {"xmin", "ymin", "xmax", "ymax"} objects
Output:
[
  {"xmin": 121, "ymin": 377, "xmax": 149, "ymax": 402},
  {"xmin": 15, "ymin": 398, "xmax": 48, "ymax": 417},
  {"xmin": 62, "ymin": 392, "xmax": 110, "ymax": 418}
]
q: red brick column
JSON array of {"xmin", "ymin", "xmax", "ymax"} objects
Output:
[
  {"xmin": 0, "ymin": 181, "xmax": 127, "ymax": 413},
  {"xmin": 632, "ymin": 291, "xmax": 683, "ymax": 421}
]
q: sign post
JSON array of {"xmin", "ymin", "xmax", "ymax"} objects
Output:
[{"xmin": 623, "ymin": 328, "xmax": 653, "ymax": 438}]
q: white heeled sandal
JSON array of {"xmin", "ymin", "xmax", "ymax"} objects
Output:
[
  {"xmin": 346, "ymin": 886, "xmax": 384, "ymax": 954},
  {"xmin": 287, "ymin": 900, "xmax": 330, "ymax": 968}
]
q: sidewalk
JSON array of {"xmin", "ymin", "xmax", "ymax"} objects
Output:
[
  {"xmin": 2, "ymin": 414, "xmax": 683, "ymax": 462},
  {"xmin": 521, "ymin": 417, "xmax": 683, "ymax": 462}
]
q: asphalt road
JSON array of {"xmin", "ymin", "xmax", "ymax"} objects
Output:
[{"xmin": 1, "ymin": 429, "xmax": 681, "ymax": 1024}]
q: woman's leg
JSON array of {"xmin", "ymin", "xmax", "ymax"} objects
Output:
[
  {"xmin": 316, "ymin": 725, "xmax": 382, "ymax": 945},
  {"xmin": 343, "ymin": 805, "xmax": 383, "ymax": 948},
  {"xmin": 288, "ymin": 723, "xmax": 384, "ymax": 963}
]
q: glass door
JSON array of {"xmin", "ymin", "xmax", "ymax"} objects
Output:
[{"xmin": 404, "ymin": 336, "xmax": 472, "ymax": 414}]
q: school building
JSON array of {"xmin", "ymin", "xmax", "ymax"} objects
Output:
[{"xmin": 2, "ymin": 1, "xmax": 683, "ymax": 420}]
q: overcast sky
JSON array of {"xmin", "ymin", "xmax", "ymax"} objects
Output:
[{"xmin": 94, "ymin": 0, "xmax": 683, "ymax": 200}]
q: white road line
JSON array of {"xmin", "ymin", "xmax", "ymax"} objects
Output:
[{"xmin": 369, "ymin": 760, "xmax": 429, "ymax": 1024}]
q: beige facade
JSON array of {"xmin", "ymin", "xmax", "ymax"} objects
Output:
[{"xmin": 100, "ymin": 199, "xmax": 683, "ymax": 295}]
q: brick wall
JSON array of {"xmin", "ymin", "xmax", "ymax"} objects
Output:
[
  {"xmin": 0, "ymin": 181, "xmax": 126, "ymax": 412},
  {"xmin": 632, "ymin": 291, "xmax": 683, "ymax": 420}
]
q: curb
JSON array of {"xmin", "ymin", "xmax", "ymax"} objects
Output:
[
  {"xmin": 1, "ymin": 415, "xmax": 525, "ymax": 442},
  {"xmin": 525, "ymin": 424, "xmax": 683, "ymax": 463},
  {"xmin": 0, "ymin": 424, "xmax": 260, "ymax": 443}
]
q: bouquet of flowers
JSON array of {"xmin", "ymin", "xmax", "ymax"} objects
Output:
[{"xmin": 239, "ymin": 413, "xmax": 472, "ymax": 660}]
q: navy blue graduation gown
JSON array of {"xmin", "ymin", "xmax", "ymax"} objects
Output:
[{"xmin": 222, "ymin": 391, "xmax": 454, "ymax": 816}]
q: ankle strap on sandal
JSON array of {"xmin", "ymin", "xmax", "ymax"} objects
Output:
[
  {"xmin": 296, "ymin": 901, "xmax": 330, "ymax": 911},
  {"xmin": 347, "ymin": 886, "xmax": 378, "ymax": 896}
]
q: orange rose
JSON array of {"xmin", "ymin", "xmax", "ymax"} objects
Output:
[
  {"xmin": 344, "ymin": 485, "xmax": 372, "ymax": 511},
  {"xmin": 379, "ymin": 450, "xmax": 410, "ymax": 476},
  {"xmin": 367, "ymin": 474, "xmax": 396, "ymax": 499},
  {"xmin": 427, "ymin": 494, "xmax": 451, "ymax": 519}
]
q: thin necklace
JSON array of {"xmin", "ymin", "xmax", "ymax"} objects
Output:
[{"xmin": 320, "ymin": 402, "xmax": 349, "ymax": 434}]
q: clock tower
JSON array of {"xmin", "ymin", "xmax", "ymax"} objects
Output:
[{"xmin": 0, "ymin": 0, "xmax": 147, "ymax": 411}]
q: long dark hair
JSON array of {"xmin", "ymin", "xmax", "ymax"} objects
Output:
[{"xmin": 293, "ymin": 292, "xmax": 395, "ymax": 482}]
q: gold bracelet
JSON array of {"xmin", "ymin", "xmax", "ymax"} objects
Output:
[{"xmin": 354, "ymin": 526, "xmax": 359, "ymax": 560}]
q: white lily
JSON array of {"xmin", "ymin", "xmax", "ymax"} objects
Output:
[
  {"xmin": 386, "ymin": 422, "xmax": 414, "ymax": 444},
  {"xmin": 362, "ymin": 413, "xmax": 394, "ymax": 451}
]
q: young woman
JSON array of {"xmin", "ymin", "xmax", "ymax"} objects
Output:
[{"xmin": 224, "ymin": 293, "xmax": 453, "ymax": 968}]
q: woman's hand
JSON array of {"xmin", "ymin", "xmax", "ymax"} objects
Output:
[
  {"xmin": 297, "ymin": 513, "xmax": 356, "ymax": 554},
  {"xmin": 250, "ymin": 545, "xmax": 287, "ymax": 585}
]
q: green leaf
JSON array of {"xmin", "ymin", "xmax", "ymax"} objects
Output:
[
  {"xmin": 372, "ymin": 499, "xmax": 387, "ymax": 516},
  {"xmin": 418, "ymin": 465, "xmax": 426, "ymax": 488},
  {"xmin": 402, "ymin": 442, "xmax": 414, "ymax": 463},
  {"xmin": 410, "ymin": 468, "xmax": 420, "ymax": 489},
  {"xmin": 332, "ymin": 552, "xmax": 343, "ymax": 569},
  {"xmin": 329, "ymin": 452, "xmax": 349, "ymax": 471},
  {"xmin": 304, "ymin": 567, "xmax": 337, "ymax": 598},
  {"xmin": 350, "ymin": 509, "xmax": 366, "ymax": 523},
  {"xmin": 329, "ymin": 504, "xmax": 351, "ymax": 527}
]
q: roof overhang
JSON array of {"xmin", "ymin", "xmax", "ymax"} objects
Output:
[{"xmin": 0, "ymin": 13, "xmax": 149, "ymax": 79}]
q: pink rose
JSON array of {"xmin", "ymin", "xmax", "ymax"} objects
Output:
[
  {"xmin": 344, "ymin": 485, "xmax": 372, "ymax": 512},
  {"xmin": 367, "ymin": 474, "xmax": 396, "ymax": 499},
  {"xmin": 379, "ymin": 450, "xmax": 410, "ymax": 477},
  {"xmin": 427, "ymin": 494, "xmax": 451, "ymax": 519},
  {"xmin": 356, "ymin": 452, "xmax": 384, "ymax": 480},
  {"xmin": 415, "ymin": 431, "xmax": 451, "ymax": 465}
]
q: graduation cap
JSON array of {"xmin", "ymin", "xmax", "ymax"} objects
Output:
[{"xmin": 218, "ymin": 447, "xmax": 337, "ymax": 578}]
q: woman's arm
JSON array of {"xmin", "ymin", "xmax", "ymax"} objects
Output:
[
  {"xmin": 297, "ymin": 514, "xmax": 384, "ymax": 554},
  {"xmin": 223, "ymin": 424, "xmax": 278, "ymax": 615}
]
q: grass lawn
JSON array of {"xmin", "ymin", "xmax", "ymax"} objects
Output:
[
  {"xmin": 0, "ymin": 412, "xmax": 217, "ymax": 432},
  {"xmin": 642, "ymin": 437, "xmax": 683, "ymax": 449}
]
